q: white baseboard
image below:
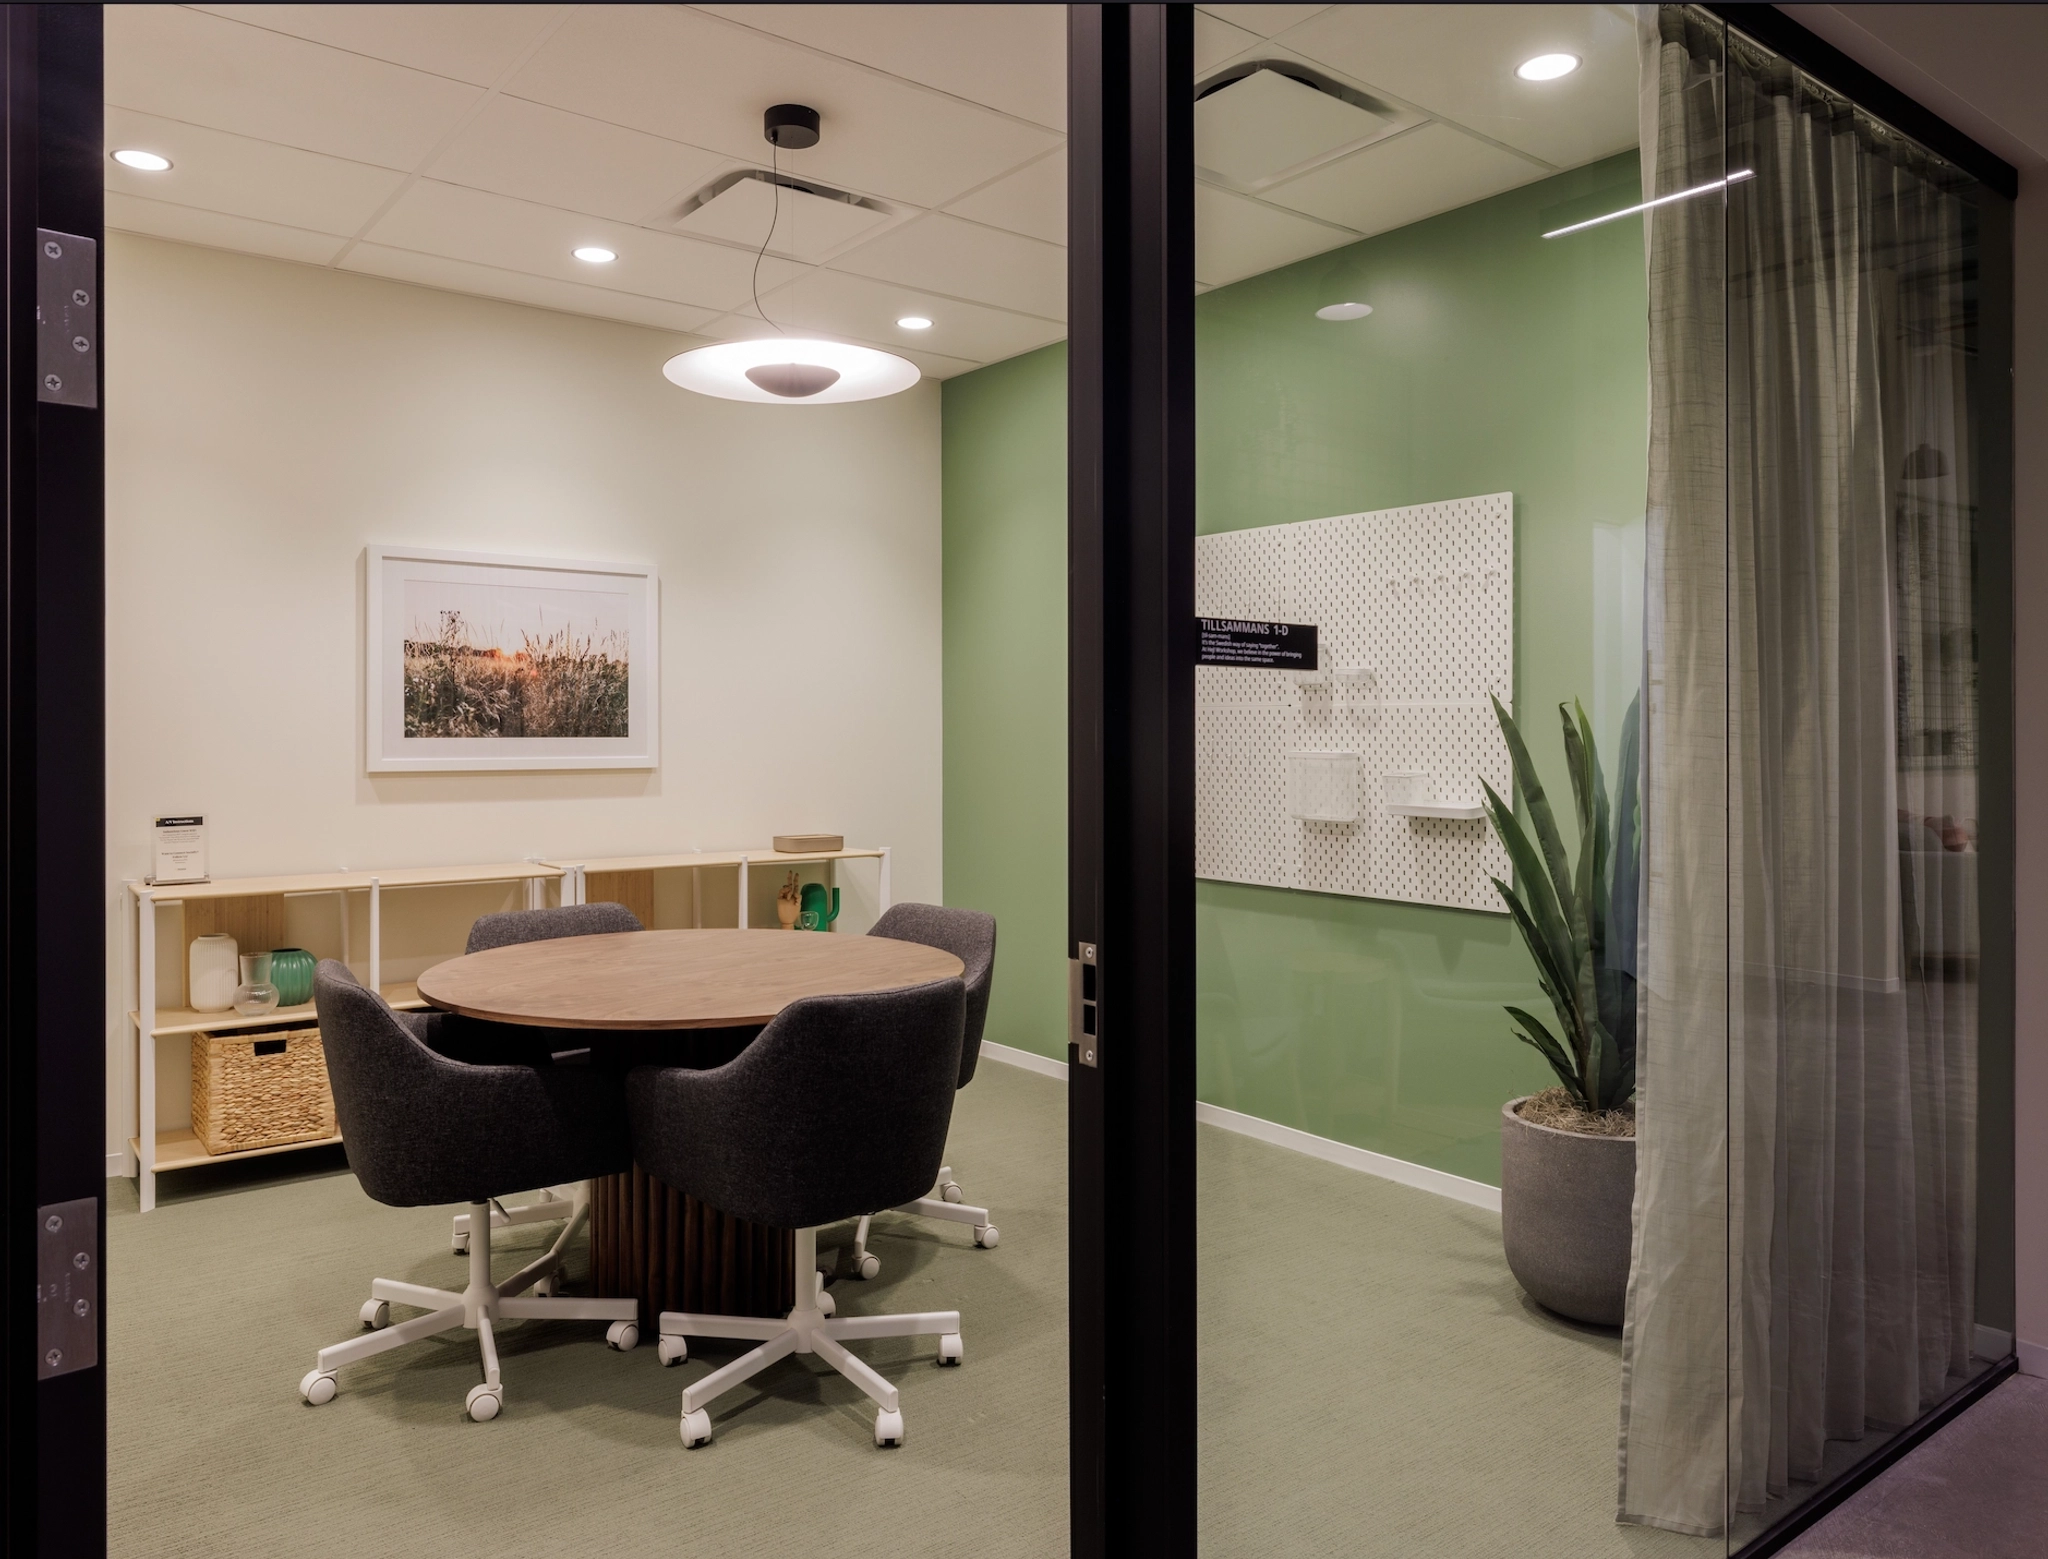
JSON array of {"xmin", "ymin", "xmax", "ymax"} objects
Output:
[
  {"xmin": 2018, "ymin": 1337, "xmax": 2048, "ymax": 1378},
  {"xmin": 980, "ymin": 1040, "xmax": 1069, "ymax": 1081},
  {"xmin": 1975, "ymin": 1324, "xmax": 2015, "ymax": 1361},
  {"xmin": 1194, "ymin": 1101, "xmax": 1503, "ymax": 1213},
  {"xmin": 106, "ymin": 1148, "xmax": 134, "ymax": 1179},
  {"xmin": 980, "ymin": 1043, "xmax": 1499, "ymax": 1213}
]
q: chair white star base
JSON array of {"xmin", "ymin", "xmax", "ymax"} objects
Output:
[
  {"xmin": 844, "ymin": 1166, "xmax": 999, "ymax": 1280},
  {"xmin": 658, "ymin": 1226, "xmax": 961, "ymax": 1447},
  {"xmin": 299, "ymin": 1182, "xmax": 638, "ymax": 1420},
  {"xmin": 450, "ymin": 1183, "xmax": 580, "ymax": 1255}
]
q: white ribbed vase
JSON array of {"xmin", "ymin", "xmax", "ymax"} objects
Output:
[{"xmin": 188, "ymin": 932, "xmax": 239, "ymax": 1013}]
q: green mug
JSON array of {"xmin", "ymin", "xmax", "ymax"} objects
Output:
[{"xmin": 268, "ymin": 947, "xmax": 317, "ymax": 1007}]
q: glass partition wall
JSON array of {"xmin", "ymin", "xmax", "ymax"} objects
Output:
[{"xmin": 1185, "ymin": 6, "xmax": 2011, "ymax": 1554}]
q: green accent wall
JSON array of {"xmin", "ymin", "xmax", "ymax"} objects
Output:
[
  {"xmin": 943, "ymin": 154, "xmax": 1648, "ymax": 1183},
  {"xmin": 942, "ymin": 343, "xmax": 1070, "ymax": 1062}
]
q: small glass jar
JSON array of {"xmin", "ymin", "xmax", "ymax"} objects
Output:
[{"xmin": 232, "ymin": 952, "xmax": 280, "ymax": 1017}]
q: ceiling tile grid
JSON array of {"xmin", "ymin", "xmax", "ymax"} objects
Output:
[{"xmin": 105, "ymin": 4, "xmax": 1641, "ymax": 376}]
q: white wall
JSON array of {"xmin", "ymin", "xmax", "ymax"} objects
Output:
[
  {"xmin": 1783, "ymin": 3, "xmax": 2048, "ymax": 1376},
  {"xmin": 104, "ymin": 234, "xmax": 943, "ymax": 1167}
]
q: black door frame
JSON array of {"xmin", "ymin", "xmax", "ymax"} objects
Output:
[
  {"xmin": 4, "ymin": 4, "xmax": 107, "ymax": 1555},
  {"xmin": 1067, "ymin": 6, "xmax": 1196, "ymax": 1554}
]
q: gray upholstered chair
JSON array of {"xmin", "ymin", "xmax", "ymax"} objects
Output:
[
  {"xmin": 299, "ymin": 962, "xmax": 641, "ymax": 1420},
  {"xmin": 628, "ymin": 978, "xmax": 968, "ymax": 1448},
  {"xmin": 844, "ymin": 903, "xmax": 999, "ymax": 1279},
  {"xmin": 448, "ymin": 902, "xmax": 644, "ymax": 1256}
]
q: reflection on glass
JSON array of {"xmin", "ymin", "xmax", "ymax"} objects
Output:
[{"xmin": 1194, "ymin": 4, "xmax": 2004, "ymax": 1555}]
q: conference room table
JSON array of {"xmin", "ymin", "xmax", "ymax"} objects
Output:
[{"xmin": 416, "ymin": 928, "xmax": 963, "ymax": 1319}]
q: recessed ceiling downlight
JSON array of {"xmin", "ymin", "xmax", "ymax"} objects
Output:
[
  {"xmin": 1316, "ymin": 302, "xmax": 1373, "ymax": 321},
  {"xmin": 896, "ymin": 316, "xmax": 933, "ymax": 331},
  {"xmin": 1515, "ymin": 53, "xmax": 1580, "ymax": 81},
  {"xmin": 662, "ymin": 338, "xmax": 920, "ymax": 404},
  {"xmin": 572, "ymin": 246, "xmax": 617, "ymax": 263},
  {"xmin": 112, "ymin": 149, "xmax": 172, "ymax": 171}
]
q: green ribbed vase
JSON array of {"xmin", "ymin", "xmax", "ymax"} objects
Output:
[{"xmin": 268, "ymin": 947, "xmax": 316, "ymax": 1008}]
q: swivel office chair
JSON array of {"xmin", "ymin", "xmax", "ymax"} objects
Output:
[
  {"xmin": 300, "ymin": 962, "xmax": 639, "ymax": 1421},
  {"xmin": 628, "ymin": 978, "xmax": 968, "ymax": 1448},
  {"xmin": 448, "ymin": 901, "xmax": 643, "ymax": 1256},
  {"xmin": 844, "ymin": 904, "xmax": 998, "ymax": 1278}
]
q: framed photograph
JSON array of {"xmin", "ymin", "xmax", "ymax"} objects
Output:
[{"xmin": 365, "ymin": 546, "xmax": 658, "ymax": 772}]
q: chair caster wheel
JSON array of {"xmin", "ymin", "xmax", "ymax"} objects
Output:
[
  {"xmin": 606, "ymin": 1321, "xmax": 639, "ymax": 1351},
  {"xmin": 360, "ymin": 1300, "xmax": 390, "ymax": 1330},
  {"xmin": 299, "ymin": 1369, "xmax": 337, "ymax": 1405},
  {"xmin": 819, "ymin": 1289, "xmax": 837, "ymax": 1318},
  {"xmin": 940, "ymin": 1181, "xmax": 964, "ymax": 1204},
  {"xmin": 465, "ymin": 1384, "xmax": 502, "ymax": 1422},
  {"xmin": 535, "ymin": 1275, "xmax": 558, "ymax": 1299},
  {"xmin": 682, "ymin": 1409, "xmax": 713, "ymax": 1447},
  {"xmin": 452, "ymin": 1240, "xmax": 469, "ymax": 1258},
  {"xmin": 937, "ymin": 1333, "xmax": 963, "ymax": 1367},
  {"xmin": 854, "ymin": 1253, "xmax": 881, "ymax": 1280},
  {"xmin": 657, "ymin": 1335, "xmax": 688, "ymax": 1367},
  {"xmin": 974, "ymin": 1223, "xmax": 999, "ymax": 1249},
  {"xmin": 874, "ymin": 1408, "xmax": 905, "ymax": 1447}
]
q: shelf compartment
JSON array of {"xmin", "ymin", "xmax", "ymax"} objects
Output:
[{"xmin": 130, "ymin": 1126, "xmax": 344, "ymax": 1175}]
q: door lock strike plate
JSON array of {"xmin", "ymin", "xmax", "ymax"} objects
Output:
[{"xmin": 1069, "ymin": 941, "xmax": 1099, "ymax": 1068}]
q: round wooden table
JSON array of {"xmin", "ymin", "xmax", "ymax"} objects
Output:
[{"xmin": 417, "ymin": 929, "xmax": 963, "ymax": 1319}]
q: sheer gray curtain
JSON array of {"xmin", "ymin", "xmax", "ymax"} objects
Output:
[{"xmin": 1620, "ymin": 6, "xmax": 1981, "ymax": 1536}]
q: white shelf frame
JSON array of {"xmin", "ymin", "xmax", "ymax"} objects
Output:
[
  {"xmin": 124, "ymin": 846, "xmax": 893, "ymax": 1211},
  {"xmin": 127, "ymin": 861, "xmax": 564, "ymax": 1211}
]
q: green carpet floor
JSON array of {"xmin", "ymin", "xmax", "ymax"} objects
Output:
[{"xmin": 110, "ymin": 1061, "xmax": 1718, "ymax": 1556}]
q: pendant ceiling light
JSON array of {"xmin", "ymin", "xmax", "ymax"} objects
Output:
[{"xmin": 663, "ymin": 103, "xmax": 919, "ymax": 405}]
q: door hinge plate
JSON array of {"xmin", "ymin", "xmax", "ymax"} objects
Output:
[
  {"xmin": 1069, "ymin": 941, "xmax": 1099, "ymax": 1068},
  {"xmin": 37, "ymin": 229, "xmax": 98, "ymax": 409},
  {"xmin": 38, "ymin": 1197, "xmax": 99, "ymax": 1379}
]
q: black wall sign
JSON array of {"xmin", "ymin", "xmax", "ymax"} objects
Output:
[{"xmin": 1194, "ymin": 617, "xmax": 1318, "ymax": 669}]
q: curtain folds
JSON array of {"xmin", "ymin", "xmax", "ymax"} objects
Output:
[{"xmin": 1620, "ymin": 6, "xmax": 1982, "ymax": 1535}]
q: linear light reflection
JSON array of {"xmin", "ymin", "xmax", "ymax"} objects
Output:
[{"xmin": 1542, "ymin": 169, "xmax": 1756, "ymax": 239}]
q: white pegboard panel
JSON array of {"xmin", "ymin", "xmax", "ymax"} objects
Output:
[{"xmin": 1195, "ymin": 492, "xmax": 1514, "ymax": 913}]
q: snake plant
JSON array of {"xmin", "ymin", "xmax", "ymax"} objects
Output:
[{"xmin": 1481, "ymin": 693, "xmax": 1640, "ymax": 1113}]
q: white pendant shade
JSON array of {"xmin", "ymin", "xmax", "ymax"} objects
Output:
[{"xmin": 662, "ymin": 338, "xmax": 920, "ymax": 404}]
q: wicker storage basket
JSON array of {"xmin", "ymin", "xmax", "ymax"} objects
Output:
[{"xmin": 190, "ymin": 1025, "xmax": 336, "ymax": 1155}]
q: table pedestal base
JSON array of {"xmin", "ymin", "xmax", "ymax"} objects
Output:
[{"xmin": 589, "ymin": 1167, "xmax": 794, "ymax": 1320}]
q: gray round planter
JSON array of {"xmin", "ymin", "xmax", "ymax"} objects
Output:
[{"xmin": 1499, "ymin": 1098, "xmax": 1636, "ymax": 1326}]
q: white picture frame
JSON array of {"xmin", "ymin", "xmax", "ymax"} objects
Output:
[{"xmin": 365, "ymin": 545, "xmax": 659, "ymax": 773}]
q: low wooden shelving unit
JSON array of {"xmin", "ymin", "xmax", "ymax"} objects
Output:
[{"xmin": 125, "ymin": 845, "xmax": 891, "ymax": 1211}]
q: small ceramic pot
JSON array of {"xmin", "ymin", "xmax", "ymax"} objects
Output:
[
  {"xmin": 267, "ymin": 947, "xmax": 316, "ymax": 1007},
  {"xmin": 1499, "ymin": 1098, "xmax": 1636, "ymax": 1326}
]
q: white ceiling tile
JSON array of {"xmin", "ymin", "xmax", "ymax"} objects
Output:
[
  {"xmin": 1195, "ymin": 11, "xmax": 1266, "ymax": 76},
  {"xmin": 426, "ymin": 96, "xmax": 729, "ymax": 224},
  {"xmin": 830, "ymin": 213, "xmax": 1064, "ymax": 320},
  {"xmin": 692, "ymin": 5, "xmax": 1066, "ymax": 132},
  {"xmin": 941, "ymin": 151, "xmax": 1064, "ymax": 245},
  {"xmin": 1194, "ymin": 183, "xmax": 1356, "ymax": 287},
  {"xmin": 1198, "ymin": 5, "xmax": 1333, "ymax": 39},
  {"xmin": 1262, "ymin": 121, "xmax": 1550, "ymax": 236},
  {"xmin": 739, "ymin": 267, "xmax": 1063, "ymax": 366},
  {"xmin": 107, "ymin": 5, "xmax": 484, "ymax": 171},
  {"xmin": 675, "ymin": 177, "xmax": 892, "ymax": 264},
  {"xmin": 106, "ymin": 191, "xmax": 349, "ymax": 266},
  {"xmin": 340, "ymin": 243, "xmax": 716, "ymax": 334},
  {"xmin": 1280, "ymin": 4, "xmax": 1639, "ymax": 168},
  {"xmin": 188, "ymin": 4, "xmax": 562, "ymax": 87},
  {"xmin": 105, "ymin": 107, "xmax": 406, "ymax": 236},
  {"xmin": 506, "ymin": 6, "xmax": 1060, "ymax": 209},
  {"xmin": 363, "ymin": 180, "xmax": 806, "ymax": 313},
  {"xmin": 1194, "ymin": 66, "xmax": 1396, "ymax": 188}
]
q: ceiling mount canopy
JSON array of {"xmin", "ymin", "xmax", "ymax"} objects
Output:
[{"xmin": 763, "ymin": 102, "xmax": 821, "ymax": 150}]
